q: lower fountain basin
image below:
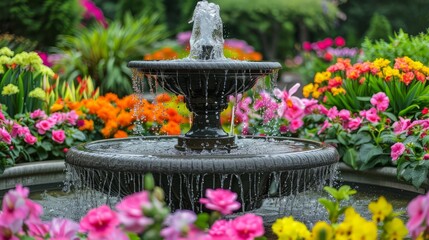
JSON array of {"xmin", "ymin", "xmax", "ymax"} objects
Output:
[{"xmin": 65, "ymin": 136, "xmax": 339, "ymax": 211}]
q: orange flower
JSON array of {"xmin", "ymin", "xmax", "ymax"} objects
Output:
[
  {"xmin": 117, "ymin": 111, "xmax": 134, "ymax": 127},
  {"xmin": 155, "ymin": 93, "xmax": 172, "ymax": 103},
  {"xmin": 104, "ymin": 93, "xmax": 119, "ymax": 103},
  {"xmin": 160, "ymin": 121, "xmax": 181, "ymax": 135},
  {"xmin": 79, "ymin": 119, "xmax": 94, "ymax": 131},
  {"xmin": 114, "ymin": 130, "xmax": 128, "ymax": 138},
  {"xmin": 85, "ymin": 99, "xmax": 100, "ymax": 115},
  {"xmin": 50, "ymin": 102, "xmax": 64, "ymax": 112},
  {"xmin": 101, "ymin": 126, "xmax": 112, "ymax": 138}
]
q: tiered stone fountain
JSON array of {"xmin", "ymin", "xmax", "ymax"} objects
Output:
[{"xmin": 66, "ymin": 0, "xmax": 339, "ymax": 212}]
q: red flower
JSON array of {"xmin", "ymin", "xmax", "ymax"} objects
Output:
[
  {"xmin": 422, "ymin": 107, "xmax": 429, "ymax": 115},
  {"xmin": 334, "ymin": 36, "xmax": 346, "ymax": 47}
]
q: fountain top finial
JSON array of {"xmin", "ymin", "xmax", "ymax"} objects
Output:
[{"xmin": 188, "ymin": 0, "xmax": 224, "ymax": 60}]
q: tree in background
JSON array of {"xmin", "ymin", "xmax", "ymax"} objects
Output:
[
  {"xmin": 0, "ymin": 0, "xmax": 83, "ymax": 50},
  {"xmin": 364, "ymin": 13, "xmax": 392, "ymax": 41}
]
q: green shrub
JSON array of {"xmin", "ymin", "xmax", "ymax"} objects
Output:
[
  {"xmin": 362, "ymin": 29, "xmax": 429, "ymax": 64},
  {"xmin": 0, "ymin": 0, "xmax": 83, "ymax": 49},
  {"xmin": 0, "ymin": 34, "xmax": 37, "ymax": 53},
  {"xmin": 364, "ymin": 13, "xmax": 392, "ymax": 41},
  {"xmin": 54, "ymin": 12, "xmax": 168, "ymax": 97}
]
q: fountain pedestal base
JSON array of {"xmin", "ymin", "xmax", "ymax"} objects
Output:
[{"xmin": 175, "ymin": 136, "xmax": 237, "ymax": 151}]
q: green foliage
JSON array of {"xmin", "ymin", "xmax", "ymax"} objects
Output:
[
  {"xmin": 54, "ymin": 12, "xmax": 168, "ymax": 96},
  {"xmin": 318, "ymin": 185, "xmax": 357, "ymax": 223},
  {"xmin": 362, "ymin": 30, "xmax": 429, "ymax": 65},
  {"xmin": 364, "ymin": 13, "xmax": 392, "ymax": 41},
  {"xmin": 0, "ymin": 0, "xmax": 83, "ymax": 49},
  {"xmin": 213, "ymin": 0, "xmax": 341, "ymax": 60}
]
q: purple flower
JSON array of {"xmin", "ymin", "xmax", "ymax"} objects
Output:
[
  {"xmin": 177, "ymin": 31, "xmax": 192, "ymax": 46},
  {"xmin": 160, "ymin": 210, "xmax": 197, "ymax": 240}
]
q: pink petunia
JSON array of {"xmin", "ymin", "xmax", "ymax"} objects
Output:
[
  {"xmin": 209, "ymin": 219, "xmax": 232, "ymax": 239},
  {"xmin": 407, "ymin": 194, "xmax": 429, "ymax": 238},
  {"xmin": 230, "ymin": 213, "xmax": 264, "ymax": 240},
  {"xmin": 24, "ymin": 134, "xmax": 37, "ymax": 145},
  {"xmin": 318, "ymin": 120, "xmax": 331, "ymax": 135},
  {"xmin": 391, "ymin": 142, "xmax": 405, "ymax": 161},
  {"xmin": 365, "ymin": 108, "xmax": 380, "ymax": 123},
  {"xmin": 50, "ymin": 218, "xmax": 80, "ymax": 240},
  {"xmin": 30, "ymin": 109, "xmax": 47, "ymax": 119},
  {"xmin": 27, "ymin": 220, "xmax": 50, "ymax": 239},
  {"xmin": 370, "ymin": 92, "xmax": 389, "ymax": 112},
  {"xmin": 392, "ymin": 117, "xmax": 412, "ymax": 134},
  {"xmin": 52, "ymin": 130, "xmax": 66, "ymax": 144},
  {"xmin": 80, "ymin": 205, "xmax": 120, "ymax": 239},
  {"xmin": 289, "ymin": 118, "xmax": 304, "ymax": 133},
  {"xmin": 346, "ymin": 117, "xmax": 362, "ymax": 131},
  {"xmin": 0, "ymin": 127, "xmax": 12, "ymax": 144},
  {"xmin": 115, "ymin": 191, "xmax": 153, "ymax": 233},
  {"xmin": 200, "ymin": 189, "xmax": 241, "ymax": 215},
  {"xmin": 35, "ymin": 120, "xmax": 53, "ymax": 135}
]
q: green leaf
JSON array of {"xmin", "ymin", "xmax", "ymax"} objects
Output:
[
  {"xmin": 126, "ymin": 232, "xmax": 140, "ymax": 240},
  {"xmin": 71, "ymin": 130, "xmax": 86, "ymax": 141},
  {"xmin": 318, "ymin": 198, "xmax": 336, "ymax": 212},
  {"xmin": 399, "ymin": 104, "xmax": 420, "ymax": 116},
  {"xmin": 382, "ymin": 112, "xmax": 398, "ymax": 122},
  {"xmin": 343, "ymin": 148, "xmax": 358, "ymax": 169},
  {"xmin": 194, "ymin": 213, "xmax": 210, "ymax": 230},
  {"xmin": 357, "ymin": 144, "xmax": 383, "ymax": 169},
  {"xmin": 41, "ymin": 142, "xmax": 53, "ymax": 151},
  {"xmin": 337, "ymin": 132, "xmax": 349, "ymax": 146},
  {"xmin": 411, "ymin": 165, "xmax": 428, "ymax": 189},
  {"xmin": 352, "ymin": 132, "xmax": 372, "ymax": 146},
  {"xmin": 356, "ymin": 96, "xmax": 371, "ymax": 102}
]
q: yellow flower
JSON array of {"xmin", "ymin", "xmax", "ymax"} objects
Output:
[
  {"xmin": 272, "ymin": 216, "xmax": 310, "ymax": 240},
  {"xmin": 373, "ymin": 58, "xmax": 391, "ymax": 69},
  {"xmin": 2, "ymin": 83, "xmax": 19, "ymax": 95},
  {"xmin": 337, "ymin": 208, "xmax": 378, "ymax": 240},
  {"xmin": 368, "ymin": 196, "xmax": 393, "ymax": 223},
  {"xmin": 312, "ymin": 90, "xmax": 321, "ymax": 98},
  {"xmin": 303, "ymin": 83, "xmax": 315, "ymax": 98},
  {"xmin": 0, "ymin": 47, "xmax": 14, "ymax": 57},
  {"xmin": 311, "ymin": 221, "xmax": 333, "ymax": 240},
  {"xmin": 382, "ymin": 66, "xmax": 400, "ymax": 79},
  {"xmin": 409, "ymin": 60, "xmax": 424, "ymax": 71},
  {"xmin": 11, "ymin": 51, "xmax": 43, "ymax": 67},
  {"xmin": 28, "ymin": 87, "xmax": 46, "ymax": 100},
  {"xmin": 350, "ymin": 220, "xmax": 377, "ymax": 240},
  {"xmin": 0, "ymin": 55, "xmax": 11, "ymax": 65},
  {"xmin": 50, "ymin": 102, "xmax": 64, "ymax": 112},
  {"xmin": 36, "ymin": 65, "xmax": 55, "ymax": 77},
  {"xmin": 384, "ymin": 218, "xmax": 408, "ymax": 240},
  {"xmin": 314, "ymin": 71, "xmax": 331, "ymax": 84},
  {"xmin": 331, "ymin": 87, "xmax": 346, "ymax": 96}
]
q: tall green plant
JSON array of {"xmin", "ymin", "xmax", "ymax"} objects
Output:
[
  {"xmin": 0, "ymin": 48, "xmax": 54, "ymax": 117},
  {"xmin": 55, "ymin": 12, "xmax": 167, "ymax": 96}
]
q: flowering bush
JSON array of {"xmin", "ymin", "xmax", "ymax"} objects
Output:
[
  {"xmin": 286, "ymin": 37, "xmax": 360, "ymax": 83},
  {"xmin": 303, "ymin": 57, "xmax": 429, "ymax": 117},
  {"xmin": 51, "ymin": 93, "xmax": 186, "ymax": 141},
  {"xmin": 0, "ymin": 106, "xmax": 86, "ymax": 172}
]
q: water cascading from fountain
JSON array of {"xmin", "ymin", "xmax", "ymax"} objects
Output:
[{"xmin": 65, "ymin": 0, "xmax": 339, "ymax": 214}]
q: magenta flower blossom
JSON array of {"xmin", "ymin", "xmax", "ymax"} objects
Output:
[
  {"xmin": 334, "ymin": 36, "xmax": 346, "ymax": 47},
  {"xmin": 115, "ymin": 191, "xmax": 153, "ymax": 233},
  {"xmin": 0, "ymin": 221, "xmax": 20, "ymax": 240},
  {"xmin": 0, "ymin": 127, "xmax": 12, "ymax": 144},
  {"xmin": 80, "ymin": 0, "xmax": 108, "ymax": 28},
  {"xmin": 66, "ymin": 111, "xmax": 79, "ymax": 125},
  {"xmin": 27, "ymin": 220, "xmax": 50, "ymax": 239},
  {"xmin": 80, "ymin": 205, "xmax": 120, "ymax": 239},
  {"xmin": 209, "ymin": 219, "xmax": 232, "ymax": 239},
  {"xmin": 11, "ymin": 124, "xmax": 30, "ymax": 138},
  {"xmin": 50, "ymin": 218, "xmax": 80, "ymax": 240},
  {"xmin": 370, "ymin": 92, "xmax": 389, "ymax": 111},
  {"xmin": 52, "ymin": 130, "xmax": 66, "ymax": 144},
  {"xmin": 254, "ymin": 91, "xmax": 278, "ymax": 123},
  {"xmin": 302, "ymin": 41, "xmax": 312, "ymax": 51},
  {"xmin": 35, "ymin": 120, "xmax": 53, "ymax": 135},
  {"xmin": 30, "ymin": 109, "xmax": 47, "ymax": 119},
  {"xmin": 176, "ymin": 31, "xmax": 192, "ymax": 46},
  {"xmin": 0, "ymin": 111, "xmax": 4, "ymax": 121},
  {"xmin": 392, "ymin": 117, "xmax": 412, "ymax": 134},
  {"xmin": 391, "ymin": 142, "xmax": 405, "ymax": 161},
  {"xmin": 326, "ymin": 106, "xmax": 339, "ymax": 120},
  {"xmin": 230, "ymin": 213, "xmax": 264, "ymax": 240},
  {"xmin": 318, "ymin": 120, "xmax": 331, "ymax": 135},
  {"xmin": 200, "ymin": 189, "xmax": 241, "ymax": 215},
  {"xmin": 407, "ymin": 194, "xmax": 429, "ymax": 238},
  {"xmin": 365, "ymin": 107, "xmax": 380, "ymax": 123},
  {"xmin": 24, "ymin": 134, "xmax": 37, "ymax": 145},
  {"xmin": 338, "ymin": 109, "xmax": 351, "ymax": 121},
  {"xmin": 274, "ymin": 83, "xmax": 305, "ymax": 120},
  {"xmin": 161, "ymin": 210, "xmax": 197, "ymax": 240},
  {"xmin": 289, "ymin": 118, "xmax": 303, "ymax": 133},
  {"xmin": 346, "ymin": 117, "xmax": 362, "ymax": 131}
]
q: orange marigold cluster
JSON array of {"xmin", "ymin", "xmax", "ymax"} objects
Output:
[
  {"xmin": 52, "ymin": 93, "xmax": 184, "ymax": 138},
  {"xmin": 144, "ymin": 47, "xmax": 179, "ymax": 60}
]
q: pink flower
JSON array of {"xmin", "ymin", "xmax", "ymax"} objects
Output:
[
  {"xmin": 274, "ymin": 84, "xmax": 305, "ymax": 120},
  {"xmin": 11, "ymin": 124, "xmax": 30, "ymax": 138},
  {"xmin": 0, "ymin": 222, "xmax": 20, "ymax": 240},
  {"xmin": 365, "ymin": 108, "xmax": 380, "ymax": 123},
  {"xmin": 25, "ymin": 199, "xmax": 43, "ymax": 221},
  {"xmin": 0, "ymin": 186, "xmax": 30, "ymax": 232},
  {"xmin": 326, "ymin": 106, "xmax": 339, "ymax": 120},
  {"xmin": 334, "ymin": 36, "xmax": 346, "ymax": 47},
  {"xmin": 200, "ymin": 189, "xmax": 241, "ymax": 215},
  {"xmin": 27, "ymin": 221, "xmax": 50, "ymax": 239},
  {"xmin": 30, "ymin": 109, "xmax": 47, "ymax": 119},
  {"xmin": 338, "ymin": 109, "xmax": 350, "ymax": 121},
  {"xmin": 161, "ymin": 210, "xmax": 197, "ymax": 240},
  {"xmin": 52, "ymin": 130, "xmax": 66, "ymax": 144},
  {"xmin": 48, "ymin": 113, "xmax": 66, "ymax": 125},
  {"xmin": 66, "ymin": 111, "xmax": 79, "ymax": 125},
  {"xmin": 209, "ymin": 219, "xmax": 232, "ymax": 239},
  {"xmin": 370, "ymin": 92, "xmax": 389, "ymax": 111},
  {"xmin": 407, "ymin": 194, "xmax": 429, "ymax": 238},
  {"xmin": 318, "ymin": 120, "xmax": 331, "ymax": 135},
  {"xmin": 80, "ymin": 205, "xmax": 119, "ymax": 239},
  {"xmin": 50, "ymin": 218, "xmax": 80, "ymax": 240},
  {"xmin": 392, "ymin": 117, "xmax": 411, "ymax": 134},
  {"xmin": 0, "ymin": 127, "xmax": 11, "ymax": 144},
  {"xmin": 0, "ymin": 111, "xmax": 4, "ymax": 121},
  {"xmin": 346, "ymin": 117, "xmax": 362, "ymax": 131},
  {"xmin": 230, "ymin": 214, "xmax": 264, "ymax": 240},
  {"xmin": 35, "ymin": 120, "xmax": 53, "ymax": 135},
  {"xmin": 302, "ymin": 41, "xmax": 312, "ymax": 51},
  {"xmin": 115, "ymin": 191, "xmax": 153, "ymax": 233},
  {"xmin": 391, "ymin": 142, "xmax": 405, "ymax": 161},
  {"xmin": 80, "ymin": 0, "xmax": 108, "ymax": 28},
  {"xmin": 289, "ymin": 118, "xmax": 303, "ymax": 133},
  {"xmin": 254, "ymin": 92, "xmax": 278, "ymax": 123},
  {"xmin": 24, "ymin": 134, "xmax": 37, "ymax": 145}
]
